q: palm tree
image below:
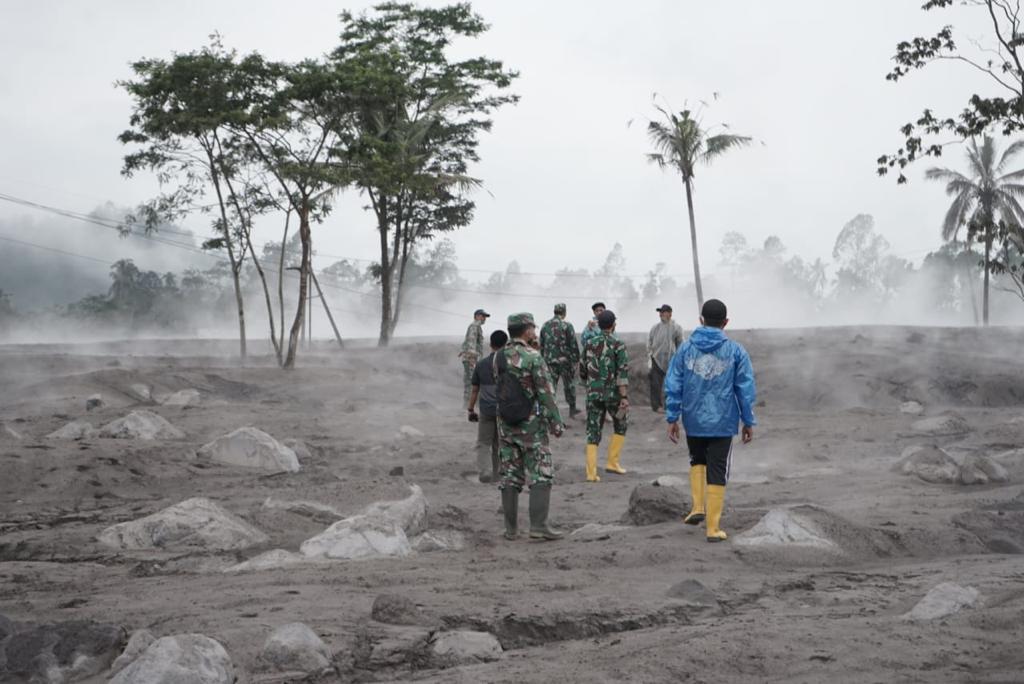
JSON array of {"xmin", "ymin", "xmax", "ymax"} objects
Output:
[
  {"xmin": 646, "ymin": 102, "xmax": 752, "ymax": 313},
  {"xmin": 926, "ymin": 136, "xmax": 1024, "ymax": 326}
]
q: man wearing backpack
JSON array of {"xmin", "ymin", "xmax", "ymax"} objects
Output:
[
  {"xmin": 495, "ymin": 312, "xmax": 566, "ymax": 542},
  {"xmin": 467, "ymin": 330, "xmax": 510, "ymax": 483},
  {"xmin": 580, "ymin": 309, "xmax": 630, "ymax": 482},
  {"xmin": 664, "ymin": 299, "xmax": 757, "ymax": 543}
]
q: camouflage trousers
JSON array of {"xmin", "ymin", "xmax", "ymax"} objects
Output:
[
  {"xmin": 497, "ymin": 417, "xmax": 554, "ymax": 491},
  {"xmin": 461, "ymin": 357, "xmax": 477, "ymax": 404},
  {"xmin": 547, "ymin": 362, "xmax": 577, "ymax": 410},
  {"xmin": 585, "ymin": 396, "xmax": 628, "ymax": 445}
]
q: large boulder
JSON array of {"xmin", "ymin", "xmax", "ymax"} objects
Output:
[
  {"xmin": 734, "ymin": 509, "xmax": 840, "ymax": 552},
  {"xmin": 99, "ymin": 410, "xmax": 185, "ymax": 440},
  {"xmin": 299, "ymin": 486, "xmax": 427, "ymax": 561},
  {"xmin": 98, "ymin": 497, "xmax": 269, "ymax": 551},
  {"xmin": 893, "ymin": 445, "xmax": 960, "ymax": 484},
  {"xmin": 109, "ymin": 634, "xmax": 234, "ymax": 684},
  {"xmin": 197, "ymin": 428, "xmax": 300, "ymax": 473},
  {"xmin": 109, "ymin": 629, "xmax": 155, "ymax": 676},
  {"xmin": 259, "ymin": 623, "xmax": 331, "ymax": 674},
  {"xmin": 959, "ymin": 454, "xmax": 1010, "ymax": 485},
  {"xmin": 46, "ymin": 420, "xmax": 97, "ymax": 440},
  {"xmin": 911, "ymin": 413, "xmax": 971, "ymax": 436},
  {"xmin": 904, "ymin": 582, "xmax": 980, "ymax": 621},
  {"xmin": 622, "ymin": 484, "xmax": 688, "ymax": 525},
  {"xmin": 429, "ymin": 630, "xmax": 503, "ymax": 667},
  {"xmin": 0, "ymin": 617, "xmax": 126, "ymax": 683},
  {"xmin": 359, "ymin": 484, "xmax": 429, "ymax": 537}
]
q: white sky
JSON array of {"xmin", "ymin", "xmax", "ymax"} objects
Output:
[{"xmin": 0, "ymin": 0, "xmax": 1005, "ymax": 282}]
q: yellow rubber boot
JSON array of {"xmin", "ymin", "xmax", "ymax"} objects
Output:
[
  {"xmin": 585, "ymin": 444, "xmax": 601, "ymax": 482},
  {"xmin": 706, "ymin": 484, "xmax": 727, "ymax": 542},
  {"xmin": 683, "ymin": 465, "xmax": 706, "ymax": 525},
  {"xmin": 605, "ymin": 434, "xmax": 627, "ymax": 474}
]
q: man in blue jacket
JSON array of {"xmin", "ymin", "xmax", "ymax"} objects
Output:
[{"xmin": 664, "ymin": 298, "xmax": 756, "ymax": 542}]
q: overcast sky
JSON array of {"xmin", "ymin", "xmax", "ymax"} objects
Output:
[{"xmin": 0, "ymin": 0, "xmax": 1004, "ymax": 284}]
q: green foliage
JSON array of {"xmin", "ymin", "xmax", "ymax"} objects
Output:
[{"xmin": 646, "ymin": 104, "xmax": 752, "ymax": 183}]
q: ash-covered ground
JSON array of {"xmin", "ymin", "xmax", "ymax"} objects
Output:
[{"xmin": 1, "ymin": 326, "xmax": 1023, "ymax": 683}]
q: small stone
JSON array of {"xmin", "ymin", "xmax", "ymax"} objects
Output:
[
  {"xmin": 162, "ymin": 389, "xmax": 201, "ymax": 407},
  {"xmin": 109, "ymin": 634, "xmax": 234, "ymax": 684},
  {"xmin": 129, "ymin": 384, "xmax": 152, "ymax": 402},
  {"xmin": 86, "ymin": 394, "xmax": 104, "ymax": 411},
  {"xmin": 622, "ymin": 484, "xmax": 688, "ymax": 526},
  {"xmin": 399, "ymin": 425, "xmax": 425, "ymax": 438},
  {"xmin": 259, "ymin": 623, "xmax": 331, "ymax": 674},
  {"xmin": 429, "ymin": 630, "xmax": 503, "ymax": 666},
  {"xmin": 371, "ymin": 594, "xmax": 425, "ymax": 626},
  {"xmin": 899, "ymin": 401, "xmax": 924, "ymax": 416},
  {"xmin": 99, "ymin": 410, "xmax": 185, "ymax": 440},
  {"xmin": 389, "ymin": 466, "xmax": 405, "ymax": 477},
  {"xmin": 570, "ymin": 523, "xmax": 630, "ymax": 541},
  {"xmin": 904, "ymin": 582, "xmax": 980, "ymax": 621}
]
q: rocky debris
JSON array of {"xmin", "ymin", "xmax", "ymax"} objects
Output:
[
  {"xmin": 904, "ymin": 582, "xmax": 980, "ymax": 621},
  {"xmin": 109, "ymin": 629, "xmax": 155, "ymax": 676},
  {"xmin": 911, "ymin": 413, "xmax": 971, "ymax": 436},
  {"xmin": 894, "ymin": 446, "xmax": 960, "ymax": 484},
  {"xmin": 734, "ymin": 509, "xmax": 840, "ymax": 552},
  {"xmin": 360, "ymin": 484, "xmax": 428, "ymax": 537},
  {"xmin": 46, "ymin": 420, "xmax": 98, "ymax": 440},
  {"xmin": 399, "ymin": 425, "xmax": 425, "ymax": 438},
  {"xmin": 652, "ymin": 474, "xmax": 688, "ymax": 488},
  {"xmin": 959, "ymin": 454, "xmax": 1010, "ymax": 485},
  {"xmin": 0, "ymin": 616, "xmax": 126, "ymax": 683},
  {"xmin": 429, "ymin": 630, "xmax": 503, "ymax": 667},
  {"xmin": 282, "ymin": 438, "xmax": 313, "ymax": 461},
  {"xmin": 98, "ymin": 497, "xmax": 269, "ymax": 551},
  {"xmin": 666, "ymin": 579, "xmax": 722, "ymax": 614},
  {"xmin": 197, "ymin": 427, "xmax": 300, "ymax": 473},
  {"xmin": 899, "ymin": 401, "xmax": 924, "ymax": 416},
  {"xmin": 570, "ymin": 523, "xmax": 631, "ymax": 541},
  {"xmin": 953, "ymin": 509, "xmax": 1024, "ymax": 554},
  {"xmin": 109, "ymin": 634, "xmax": 234, "ymax": 684},
  {"xmin": 411, "ymin": 529, "xmax": 465, "ymax": 552},
  {"xmin": 358, "ymin": 627, "xmax": 431, "ymax": 671},
  {"xmin": 85, "ymin": 394, "xmax": 104, "ymax": 411},
  {"xmin": 224, "ymin": 549, "xmax": 307, "ymax": 574},
  {"xmin": 162, "ymin": 389, "xmax": 201, "ymax": 407},
  {"xmin": 371, "ymin": 595, "xmax": 428, "ymax": 626},
  {"xmin": 389, "ymin": 466, "xmax": 405, "ymax": 477},
  {"xmin": 99, "ymin": 410, "xmax": 185, "ymax": 440},
  {"xmin": 300, "ymin": 516, "xmax": 411, "ymax": 561},
  {"xmin": 259, "ymin": 623, "xmax": 331, "ymax": 675},
  {"xmin": 261, "ymin": 498, "xmax": 343, "ymax": 523},
  {"xmin": 622, "ymin": 484, "xmax": 689, "ymax": 525}
]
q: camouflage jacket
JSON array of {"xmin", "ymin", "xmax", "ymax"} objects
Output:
[
  {"xmin": 461, "ymin": 321, "xmax": 484, "ymax": 358},
  {"xmin": 496, "ymin": 339, "xmax": 563, "ymax": 430},
  {"xmin": 539, "ymin": 316, "xmax": 580, "ymax": 367},
  {"xmin": 580, "ymin": 330, "xmax": 629, "ymax": 400}
]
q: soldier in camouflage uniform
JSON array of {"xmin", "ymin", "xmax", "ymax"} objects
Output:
[
  {"xmin": 459, "ymin": 308, "xmax": 490, "ymax": 404},
  {"xmin": 579, "ymin": 309, "xmax": 630, "ymax": 481},
  {"xmin": 496, "ymin": 312, "xmax": 565, "ymax": 542},
  {"xmin": 539, "ymin": 303, "xmax": 581, "ymax": 418}
]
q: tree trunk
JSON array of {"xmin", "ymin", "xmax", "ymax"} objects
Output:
[
  {"xmin": 389, "ymin": 226, "xmax": 412, "ymax": 338},
  {"xmin": 376, "ymin": 196, "xmax": 392, "ymax": 348},
  {"xmin": 278, "ymin": 211, "xmax": 290, "ymax": 358},
  {"xmin": 206, "ymin": 149, "xmax": 246, "ymax": 361},
  {"xmin": 983, "ymin": 232, "xmax": 992, "ymax": 326},
  {"xmin": 683, "ymin": 178, "xmax": 704, "ymax": 314},
  {"xmin": 244, "ymin": 235, "xmax": 281, "ymax": 365},
  {"xmin": 283, "ymin": 202, "xmax": 311, "ymax": 369}
]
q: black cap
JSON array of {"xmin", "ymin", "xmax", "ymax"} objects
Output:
[
  {"xmin": 701, "ymin": 299, "xmax": 727, "ymax": 323},
  {"xmin": 473, "ymin": 309, "xmax": 490, "ymax": 318},
  {"xmin": 656, "ymin": 304, "xmax": 673, "ymax": 313},
  {"xmin": 591, "ymin": 301, "xmax": 606, "ymax": 312},
  {"xmin": 596, "ymin": 310, "xmax": 617, "ymax": 330}
]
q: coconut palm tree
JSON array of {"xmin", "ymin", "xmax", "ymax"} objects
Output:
[
  {"xmin": 646, "ymin": 102, "xmax": 752, "ymax": 313},
  {"xmin": 926, "ymin": 136, "xmax": 1024, "ymax": 326}
]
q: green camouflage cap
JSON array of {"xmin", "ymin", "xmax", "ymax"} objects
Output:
[
  {"xmin": 507, "ymin": 312, "xmax": 536, "ymax": 327},
  {"xmin": 553, "ymin": 303, "xmax": 566, "ymax": 314}
]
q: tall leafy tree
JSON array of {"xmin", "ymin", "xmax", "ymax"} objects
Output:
[
  {"xmin": 645, "ymin": 101, "xmax": 751, "ymax": 313},
  {"xmin": 926, "ymin": 136, "xmax": 1024, "ymax": 325},
  {"xmin": 334, "ymin": 2, "xmax": 518, "ymax": 346}
]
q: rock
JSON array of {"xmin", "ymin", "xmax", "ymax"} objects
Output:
[
  {"xmin": 411, "ymin": 530, "xmax": 465, "ymax": 552},
  {"xmin": 224, "ymin": 549, "xmax": 307, "ymax": 574},
  {"xmin": 129, "ymin": 384, "xmax": 152, "ymax": 402},
  {"xmin": 666, "ymin": 579, "xmax": 721, "ymax": 613},
  {"xmin": 300, "ymin": 516, "xmax": 411, "ymax": 561},
  {"xmin": 399, "ymin": 425, "xmax": 424, "ymax": 438},
  {"xmin": 734, "ymin": 509, "xmax": 840, "ymax": 551},
  {"xmin": 569, "ymin": 523, "xmax": 631, "ymax": 541},
  {"xmin": 362, "ymin": 627, "xmax": 431, "ymax": 669},
  {"xmin": 429, "ymin": 630, "xmax": 503, "ymax": 667},
  {"xmin": 46, "ymin": 420, "xmax": 98, "ymax": 440},
  {"xmin": 282, "ymin": 438, "xmax": 313, "ymax": 461},
  {"xmin": 197, "ymin": 427, "xmax": 300, "ymax": 473},
  {"xmin": 622, "ymin": 484, "xmax": 688, "ymax": 525},
  {"xmin": 893, "ymin": 445, "xmax": 960, "ymax": 484},
  {"xmin": 389, "ymin": 466, "xmax": 405, "ymax": 477},
  {"xmin": 899, "ymin": 401, "xmax": 924, "ymax": 416},
  {"xmin": 162, "ymin": 389, "xmax": 201, "ymax": 407},
  {"xmin": 0, "ymin": 617, "xmax": 126, "ymax": 683},
  {"xmin": 109, "ymin": 628, "xmax": 155, "ymax": 675},
  {"xmin": 370, "ymin": 595, "xmax": 426, "ymax": 626},
  {"xmin": 110, "ymin": 634, "xmax": 234, "ymax": 684},
  {"xmin": 86, "ymin": 394, "xmax": 104, "ymax": 411},
  {"xmin": 99, "ymin": 410, "xmax": 185, "ymax": 440},
  {"xmin": 360, "ymin": 484, "xmax": 428, "ymax": 537},
  {"xmin": 98, "ymin": 497, "xmax": 269, "ymax": 551},
  {"xmin": 959, "ymin": 454, "xmax": 1010, "ymax": 485},
  {"xmin": 261, "ymin": 498, "xmax": 343, "ymax": 523},
  {"xmin": 652, "ymin": 474, "xmax": 688, "ymax": 488},
  {"xmin": 904, "ymin": 582, "xmax": 980, "ymax": 621},
  {"xmin": 259, "ymin": 623, "xmax": 331, "ymax": 674},
  {"xmin": 911, "ymin": 413, "xmax": 971, "ymax": 436}
]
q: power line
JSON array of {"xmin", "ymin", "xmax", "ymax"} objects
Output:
[{"xmin": 0, "ymin": 234, "xmax": 112, "ymax": 265}]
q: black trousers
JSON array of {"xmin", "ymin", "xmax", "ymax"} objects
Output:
[
  {"xmin": 685, "ymin": 436, "xmax": 733, "ymax": 486},
  {"xmin": 649, "ymin": 362, "xmax": 666, "ymax": 410}
]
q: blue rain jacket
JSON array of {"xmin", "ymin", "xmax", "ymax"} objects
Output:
[{"xmin": 664, "ymin": 326, "xmax": 757, "ymax": 437}]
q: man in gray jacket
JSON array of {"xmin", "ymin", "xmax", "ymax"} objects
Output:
[{"xmin": 647, "ymin": 304, "xmax": 685, "ymax": 413}]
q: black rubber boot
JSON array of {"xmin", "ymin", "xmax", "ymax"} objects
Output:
[
  {"xmin": 501, "ymin": 487, "xmax": 519, "ymax": 540},
  {"xmin": 569, "ymin": 404, "xmax": 580, "ymax": 419},
  {"xmin": 528, "ymin": 484, "xmax": 563, "ymax": 541}
]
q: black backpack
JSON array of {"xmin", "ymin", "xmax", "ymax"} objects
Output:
[{"xmin": 494, "ymin": 350, "xmax": 534, "ymax": 425}]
